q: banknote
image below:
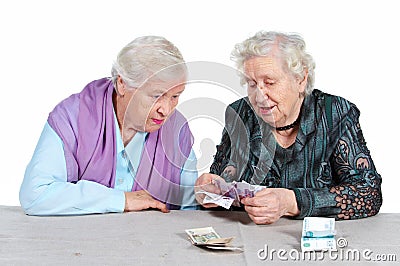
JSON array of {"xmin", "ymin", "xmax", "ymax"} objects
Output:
[
  {"xmin": 200, "ymin": 191, "xmax": 235, "ymax": 209},
  {"xmin": 214, "ymin": 180, "xmax": 265, "ymax": 207},
  {"xmin": 196, "ymin": 180, "xmax": 265, "ymax": 208},
  {"xmin": 185, "ymin": 227, "xmax": 243, "ymax": 251},
  {"xmin": 185, "ymin": 227, "xmax": 234, "ymax": 246},
  {"xmin": 301, "ymin": 217, "xmax": 337, "ymax": 251},
  {"xmin": 302, "ymin": 217, "xmax": 336, "ymax": 238}
]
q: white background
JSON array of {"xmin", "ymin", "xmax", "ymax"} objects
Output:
[{"xmin": 1, "ymin": 0, "xmax": 398, "ymax": 212}]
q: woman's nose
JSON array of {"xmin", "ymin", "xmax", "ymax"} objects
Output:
[
  {"xmin": 157, "ymin": 99, "xmax": 172, "ymax": 116},
  {"xmin": 255, "ymin": 87, "xmax": 268, "ymax": 104}
]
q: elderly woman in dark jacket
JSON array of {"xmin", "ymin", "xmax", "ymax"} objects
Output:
[{"xmin": 195, "ymin": 31, "xmax": 382, "ymax": 224}]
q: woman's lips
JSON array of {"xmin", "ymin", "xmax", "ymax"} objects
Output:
[
  {"xmin": 259, "ymin": 106, "xmax": 275, "ymax": 115},
  {"xmin": 152, "ymin": 118, "xmax": 164, "ymax": 125}
]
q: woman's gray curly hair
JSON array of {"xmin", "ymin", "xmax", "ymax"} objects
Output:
[
  {"xmin": 231, "ymin": 31, "xmax": 316, "ymax": 95},
  {"xmin": 111, "ymin": 36, "xmax": 186, "ymax": 89}
]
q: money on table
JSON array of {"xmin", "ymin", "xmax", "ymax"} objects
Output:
[
  {"xmin": 301, "ymin": 217, "xmax": 337, "ymax": 251},
  {"xmin": 185, "ymin": 227, "xmax": 243, "ymax": 251},
  {"xmin": 185, "ymin": 227, "xmax": 234, "ymax": 246}
]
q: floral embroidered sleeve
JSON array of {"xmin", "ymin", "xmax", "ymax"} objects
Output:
[
  {"xmin": 328, "ymin": 105, "xmax": 382, "ymax": 219},
  {"xmin": 293, "ymin": 103, "xmax": 382, "ymax": 220}
]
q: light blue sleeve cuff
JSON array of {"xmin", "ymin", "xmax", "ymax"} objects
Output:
[{"xmin": 108, "ymin": 189, "xmax": 126, "ymax": 213}]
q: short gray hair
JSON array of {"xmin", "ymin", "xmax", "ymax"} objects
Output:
[
  {"xmin": 231, "ymin": 31, "xmax": 316, "ymax": 95},
  {"xmin": 111, "ymin": 36, "xmax": 186, "ymax": 89}
]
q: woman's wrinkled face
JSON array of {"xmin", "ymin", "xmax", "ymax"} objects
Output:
[
  {"xmin": 244, "ymin": 55, "xmax": 307, "ymax": 127},
  {"xmin": 124, "ymin": 78, "xmax": 186, "ymax": 133}
]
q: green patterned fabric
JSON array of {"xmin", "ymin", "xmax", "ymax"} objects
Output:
[{"xmin": 210, "ymin": 89, "xmax": 382, "ymax": 220}]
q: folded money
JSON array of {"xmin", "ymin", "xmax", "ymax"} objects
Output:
[
  {"xmin": 302, "ymin": 217, "xmax": 336, "ymax": 238},
  {"xmin": 301, "ymin": 217, "xmax": 337, "ymax": 251},
  {"xmin": 185, "ymin": 227, "xmax": 243, "ymax": 251}
]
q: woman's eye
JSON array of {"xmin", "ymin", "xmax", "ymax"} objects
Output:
[{"xmin": 247, "ymin": 81, "xmax": 257, "ymax": 88}]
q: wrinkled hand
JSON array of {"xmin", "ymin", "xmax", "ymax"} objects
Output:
[
  {"xmin": 241, "ymin": 188, "xmax": 299, "ymax": 224},
  {"xmin": 124, "ymin": 190, "xmax": 169, "ymax": 213},
  {"xmin": 194, "ymin": 173, "xmax": 224, "ymax": 208}
]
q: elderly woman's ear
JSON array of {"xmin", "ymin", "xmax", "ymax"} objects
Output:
[
  {"xmin": 298, "ymin": 69, "xmax": 308, "ymax": 93},
  {"xmin": 116, "ymin": 76, "xmax": 128, "ymax": 96}
]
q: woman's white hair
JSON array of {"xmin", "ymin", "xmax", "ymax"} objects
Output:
[
  {"xmin": 231, "ymin": 31, "xmax": 316, "ymax": 95},
  {"xmin": 111, "ymin": 36, "xmax": 186, "ymax": 89}
]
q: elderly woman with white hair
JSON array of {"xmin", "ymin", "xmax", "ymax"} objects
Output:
[
  {"xmin": 196, "ymin": 31, "xmax": 382, "ymax": 224},
  {"xmin": 20, "ymin": 36, "xmax": 198, "ymax": 215}
]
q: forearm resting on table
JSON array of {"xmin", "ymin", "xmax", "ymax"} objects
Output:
[{"xmin": 20, "ymin": 179, "xmax": 125, "ymax": 215}]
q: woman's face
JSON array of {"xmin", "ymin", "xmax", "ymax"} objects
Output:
[
  {"xmin": 244, "ymin": 55, "xmax": 307, "ymax": 128},
  {"xmin": 124, "ymin": 78, "xmax": 186, "ymax": 133}
]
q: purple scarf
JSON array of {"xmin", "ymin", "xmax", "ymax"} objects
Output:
[{"xmin": 48, "ymin": 78, "xmax": 193, "ymax": 209}]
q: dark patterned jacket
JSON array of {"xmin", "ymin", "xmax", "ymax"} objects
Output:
[{"xmin": 210, "ymin": 89, "xmax": 382, "ymax": 219}]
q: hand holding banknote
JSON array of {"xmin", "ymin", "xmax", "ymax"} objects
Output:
[
  {"xmin": 241, "ymin": 188, "xmax": 300, "ymax": 224},
  {"xmin": 195, "ymin": 173, "xmax": 265, "ymax": 209},
  {"xmin": 194, "ymin": 173, "xmax": 225, "ymax": 208}
]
